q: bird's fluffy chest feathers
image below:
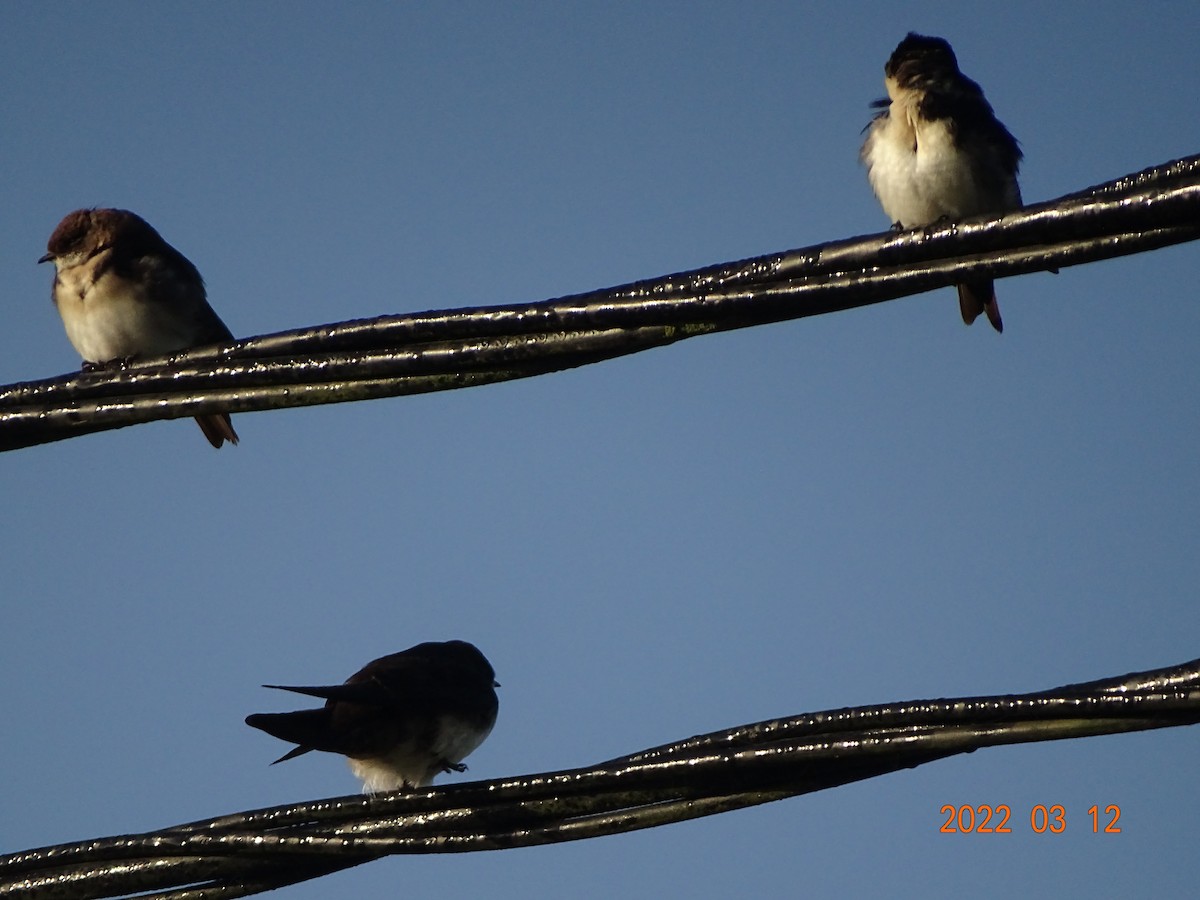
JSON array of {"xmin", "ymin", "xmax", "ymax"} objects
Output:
[
  {"xmin": 864, "ymin": 97, "xmax": 991, "ymax": 228},
  {"xmin": 53, "ymin": 250, "xmax": 195, "ymax": 363},
  {"xmin": 348, "ymin": 713, "xmax": 494, "ymax": 794}
]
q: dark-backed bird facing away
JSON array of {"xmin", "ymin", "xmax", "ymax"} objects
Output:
[{"xmin": 246, "ymin": 640, "xmax": 499, "ymax": 793}]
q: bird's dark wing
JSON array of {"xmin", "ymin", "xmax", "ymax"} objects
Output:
[
  {"xmin": 922, "ymin": 88, "xmax": 1022, "ymax": 181},
  {"xmin": 348, "ymin": 648, "xmax": 490, "ymax": 713}
]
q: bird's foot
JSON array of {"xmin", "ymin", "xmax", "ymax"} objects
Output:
[
  {"xmin": 82, "ymin": 357, "xmax": 134, "ymax": 372},
  {"xmin": 922, "ymin": 214, "xmax": 956, "ymax": 236}
]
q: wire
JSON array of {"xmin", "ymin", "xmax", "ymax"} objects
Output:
[
  {"xmin": 2, "ymin": 656, "xmax": 1196, "ymax": 899},
  {"xmin": 2, "ymin": 155, "xmax": 1197, "ymax": 451},
  {"xmin": 2, "ymin": 156, "xmax": 1197, "ymax": 898}
]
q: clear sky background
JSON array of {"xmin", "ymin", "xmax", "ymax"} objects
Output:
[{"xmin": 1, "ymin": 2, "xmax": 1197, "ymax": 897}]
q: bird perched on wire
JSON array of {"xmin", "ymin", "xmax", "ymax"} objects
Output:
[
  {"xmin": 246, "ymin": 640, "xmax": 500, "ymax": 793},
  {"xmin": 861, "ymin": 33, "xmax": 1022, "ymax": 333},
  {"xmin": 39, "ymin": 208, "xmax": 240, "ymax": 447}
]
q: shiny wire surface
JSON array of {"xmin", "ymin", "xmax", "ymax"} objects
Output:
[
  {"xmin": 2, "ymin": 156, "xmax": 1198, "ymax": 897},
  {"xmin": 2, "ymin": 156, "xmax": 1198, "ymax": 451},
  {"xmin": 2, "ymin": 656, "xmax": 1198, "ymax": 900}
]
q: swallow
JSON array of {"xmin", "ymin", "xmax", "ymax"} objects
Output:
[
  {"xmin": 861, "ymin": 33, "xmax": 1023, "ymax": 332},
  {"xmin": 246, "ymin": 640, "xmax": 500, "ymax": 793},
  {"xmin": 39, "ymin": 208, "xmax": 239, "ymax": 447}
]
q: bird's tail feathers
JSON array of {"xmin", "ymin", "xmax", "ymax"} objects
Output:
[
  {"xmin": 957, "ymin": 280, "xmax": 1003, "ymax": 333},
  {"xmin": 270, "ymin": 744, "xmax": 314, "ymax": 765},
  {"xmin": 195, "ymin": 413, "xmax": 239, "ymax": 448},
  {"xmin": 245, "ymin": 709, "xmax": 329, "ymax": 762}
]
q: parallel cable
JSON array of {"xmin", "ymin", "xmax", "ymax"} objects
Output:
[
  {"xmin": 2, "ymin": 656, "xmax": 1196, "ymax": 899},
  {"xmin": 2, "ymin": 155, "xmax": 1197, "ymax": 451}
]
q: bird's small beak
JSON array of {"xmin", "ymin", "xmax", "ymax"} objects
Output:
[
  {"xmin": 37, "ymin": 252, "xmax": 54, "ymax": 264},
  {"xmin": 493, "ymin": 680, "xmax": 501, "ymax": 688}
]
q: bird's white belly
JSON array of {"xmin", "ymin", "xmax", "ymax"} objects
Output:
[
  {"xmin": 432, "ymin": 714, "xmax": 493, "ymax": 765},
  {"xmin": 56, "ymin": 276, "xmax": 191, "ymax": 363},
  {"xmin": 349, "ymin": 754, "xmax": 423, "ymax": 793},
  {"xmin": 866, "ymin": 116, "xmax": 990, "ymax": 227},
  {"xmin": 348, "ymin": 714, "xmax": 494, "ymax": 794}
]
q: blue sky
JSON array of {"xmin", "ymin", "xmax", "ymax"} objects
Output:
[{"xmin": 1, "ymin": 2, "xmax": 1197, "ymax": 897}]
